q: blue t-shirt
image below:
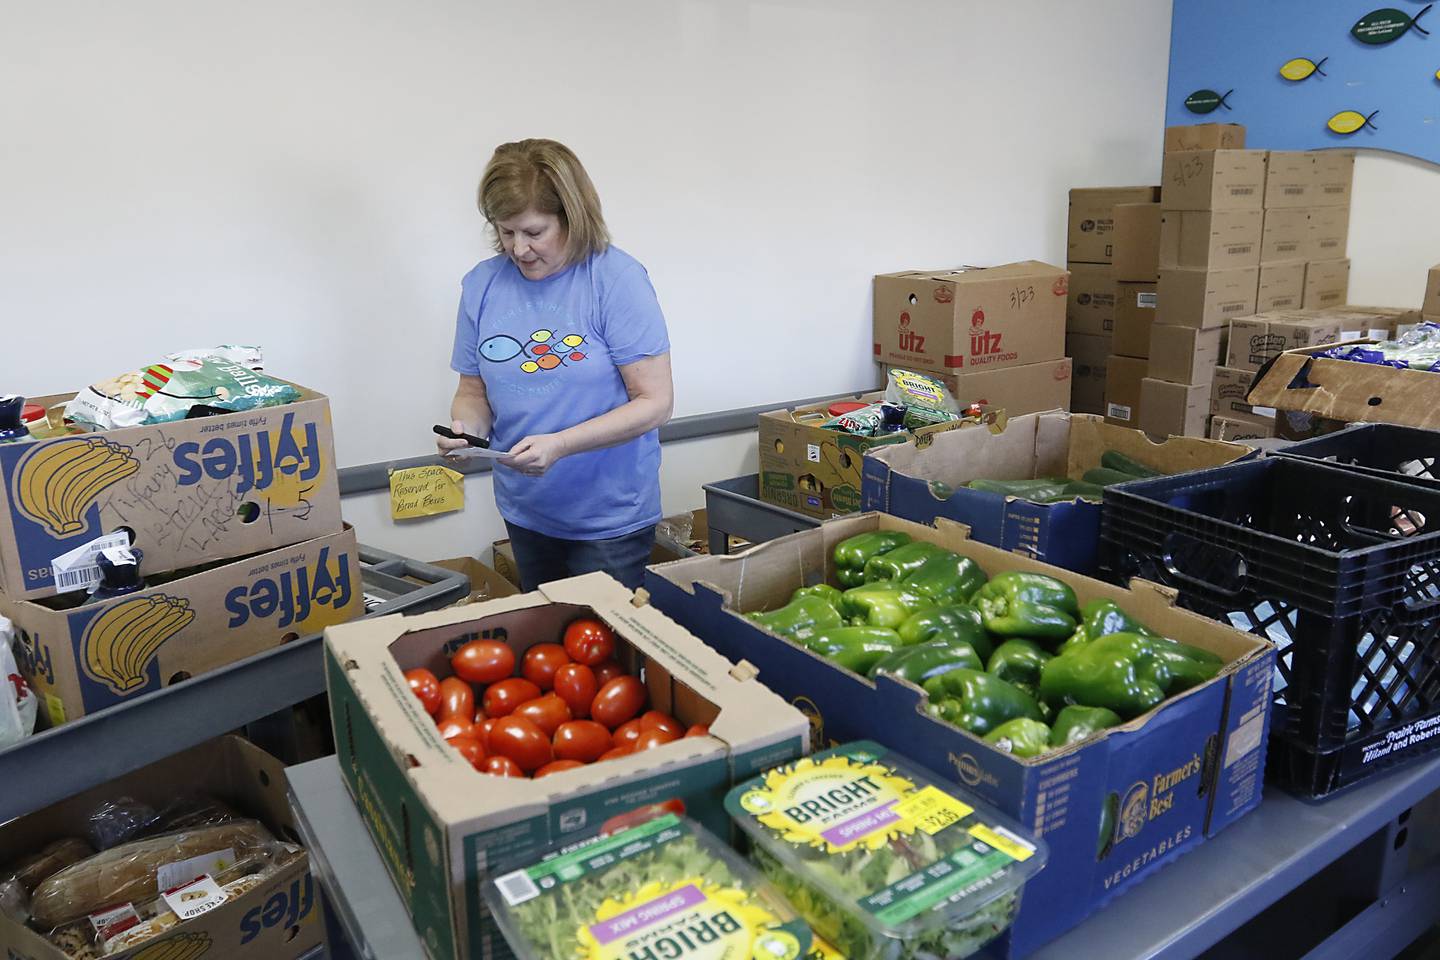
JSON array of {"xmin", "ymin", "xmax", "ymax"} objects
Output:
[{"xmin": 451, "ymin": 247, "xmax": 671, "ymax": 540}]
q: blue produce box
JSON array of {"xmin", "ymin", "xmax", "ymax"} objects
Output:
[
  {"xmin": 645, "ymin": 513, "xmax": 1274, "ymax": 959},
  {"xmin": 861, "ymin": 411, "xmax": 1249, "ymax": 575}
]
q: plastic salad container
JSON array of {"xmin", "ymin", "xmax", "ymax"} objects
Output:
[
  {"xmin": 725, "ymin": 740, "xmax": 1048, "ymax": 960},
  {"xmin": 484, "ymin": 812, "xmax": 814, "ymax": 960}
]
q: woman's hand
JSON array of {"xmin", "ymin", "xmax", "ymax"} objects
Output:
[
  {"xmin": 501, "ymin": 434, "xmax": 569, "ymax": 476},
  {"xmin": 436, "ymin": 419, "xmax": 472, "ymax": 460}
]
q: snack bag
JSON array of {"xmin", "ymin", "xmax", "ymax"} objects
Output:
[
  {"xmin": 822, "ymin": 402, "xmax": 905, "ymax": 436},
  {"xmin": 886, "ymin": 369, "xmax": 961, "ymax": 419},
  {"xmin": 1, "ymin": 616, "xmax": 37, "ymax": 748}
]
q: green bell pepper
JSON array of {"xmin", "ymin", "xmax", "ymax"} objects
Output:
[
  {"xmin": 974, "ymin": 571, "xmax": 1079, "ymax": 642},
  {"xmin": 801, "ymin": 627, "xmax": 902, "ymax": 675},
  {"xmin": 1150, "ymin": 636, "xmax": 1223, "ymax": 693},
  {"xmin": 1065, "ymin": 598, "xmax": 1156, "ymax": 648},
  {"xmin": 982, "ymin": 717, "xmax": 1052, "ymax": 758},
  {"xmin": 871, "ymin": 638, "xmax": 983, "ymax": 684},
  {"xmin": 863, "ymin": 540, "xmax": 950, "ymax": 582},
  {"xmin": 840, "ymin": 581, "xmax": 932, "ymax": 629},
  {"xmin": 791, "ymin": 583, "xmax": 844, "ymax": 609},
  {"xmin": 1049, "ymin": 704, "xmax": 1122, "ymax": 747},
  {"xmin": 1101, "ymin": 450, "xmax": 1160, "ymax": 478},
  {"xmin": 986, "ymin": 638, "xmax": 1053, "ymax": 698},
  {"xmin": 745, "ymin": 593, "xmax": 844, "ymax": 641},
  {"xmin": 901, "ymin": 552, "xmax": 988, "ymax": 605},
  {"xmin": 833, "ymin": 531, "xmax": 911, "ymax": 588},
  {"xmin": 896, "ymin": 605, "xmax": 991, "ymax": 660},
  {"xmin": 1039, "ymin": 632, "xmax": 1171, "ymax": 718},
  {"xmin": 1082, "ymin": 467, "xmax": 1141, "ymax": 487},
  {"xmin": 922, "ymin": 668, "xmax": 1044, "ymax": 736}
]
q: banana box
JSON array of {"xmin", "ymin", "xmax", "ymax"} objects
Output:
[
  {"xmin": 0, "ymin": 526, "xmax": 361, "ymax": 723},
  {"xmin": 0, "ymin": 387, "xmax": 342, "ymax": 600}
]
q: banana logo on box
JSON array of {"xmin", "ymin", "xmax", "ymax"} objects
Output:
[
  {"xmin": 13, "ymin": 437, "xmax": 139, "ymax": 537},
  {"xmin": 132, "ymin": 932, "xmax": 212, "ymax": 960},
  {"xmin": 81, "ymin": 593, "xmax": 195, "ymax": 696}
]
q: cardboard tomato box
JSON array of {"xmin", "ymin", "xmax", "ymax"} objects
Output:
[
  {"xmin": 324, "ymin": 572, "xmax": 809, "ymax": 960},
  {"xmin": 0, "ymin": 386, "xmax": 342, "ymax": 600},
  {"xmin": 2, "ymin": 526, "xmax": 361, "ymax": 724},
  {"xmin": 0, "ymin": 736, "xmax": 325, "ymax": 960},
  {"xmin": 644, "ymin": 514, "xmax": 1274, "ymax": 959},
  {"xmin": 860, "ymin": 411, "xmax": 1249, "ymax": 574}
]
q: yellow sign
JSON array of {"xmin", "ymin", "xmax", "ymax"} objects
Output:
[
  {"xmin": 389, "ymin": 465, "xmax": 464, "ymax": 521},
  {"xmin": 894, "ymin": 785, "xmax": 974, "ymax": 836},
  {"xmin": 969, "ymin": 823, "xmax": 1035, "ymax": 862}
]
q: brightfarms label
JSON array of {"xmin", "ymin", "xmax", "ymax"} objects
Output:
[
  {"xmin": 736, "ymin": 755, "xmax": 917, "ymax": 853},
  {"xmin": 580, "ymin": 880, "xmax": 803, "ymax": 960}
]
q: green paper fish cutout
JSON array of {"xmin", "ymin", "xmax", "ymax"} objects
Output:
[
  {"xmin": 1352, "ymin": 4, "xmax": 1431, "ymax": 44},
  {"xmin": 1185, "ymin": 88, "xmax": 1233, "ymax": 114},
  {"xmin": 1280, "ymin": 56, "xmax": 1328, "ymax": 81},
  {"xmin": 1328, "ymin": 109, "xmax": 1380, "ymax": 135}
]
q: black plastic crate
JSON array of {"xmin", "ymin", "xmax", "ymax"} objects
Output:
[
  {"xmin": 1273, "ymin": 423, "xmax": 1440, "ymax": 492},
  {"xmin": 1101, "ymin": 457, "xmax": 1440, "ymax": 797}
]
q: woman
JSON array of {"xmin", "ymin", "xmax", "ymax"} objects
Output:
[{"xmin": 440, "ymin": 139, "xmax": 673, "ymax": 592}]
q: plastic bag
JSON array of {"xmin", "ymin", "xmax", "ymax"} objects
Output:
[
  {"xmin": 1320, "ymin": 323, "xmax": 1440, "ymax": 372},
  {"xmin": 0, "ymin": 616, "xmax": 37, "ymax": 748},
  {"xmin": 86, "ymin": 795, "xmax": 237, "ymax": 851}
]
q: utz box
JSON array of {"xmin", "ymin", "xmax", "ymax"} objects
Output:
[
  {"xmin": 859, "ymin": 411, "xmax": 1248, "ymax": 575},
  {"xmin": 644, "ymin": 514, "xmax": 1274, "ymax": 959},
  {"xmin": 2, "ymin": 526, "xmax": 360, "ymax": 723},
  {"xmin": 0, "ymin": 736, "xmax": 324, "ymax": 960},
  {"xmin": 873, "ymin": 262, "xmax": 1068, "ymax": 374},
  {"xmin": 0, "ymin": 388, "xmax": 342, "ymax": 600},
  {"xmin": 325, "ymin": 572, "xmax": 809, "ymax": 960}
]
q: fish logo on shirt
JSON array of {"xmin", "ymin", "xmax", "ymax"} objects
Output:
[{"xmin": 479, "ymin": 329, "xmax": 589, "ymax": 373}]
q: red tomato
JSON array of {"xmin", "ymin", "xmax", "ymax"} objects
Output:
[
  {"xmin": 448, "ymin": 736, "xmax": 487, "ymax": 770},
  {"xmin": 563, "ymin": 619, "xmax": 616, "ymax": 666},
  {"xmin": 490, "ymin": 716, "xmax": 554, "ymax": 772},
  {"xmin": 613, "ymin": 719, "xmax": 644, "ymax": 749},
  {"xmin": 592, "ymin": 660, "xmax": 626, "ymax": 687},
  {"xmin": 591, "ymin": 676, "xmax": 646, "ymax": 729},
  {"xmin": 437, "ymin": 677, "xmax": 475, "ymax": 720},
  {"xmin": 513, "ymin": 695, "xmax": 572, "ymax": 738},
  {"xmin": 437, "ymin": 716, "xmax": 477, "ymax": 742},
  {"xmin": 404, "ymin": 669, "xmax": 441, "ymax": 716},
  {"xmin": 476, "ymin": 718, "xmax": 498, "ymax": 752},
  {"xmin": 554, "ymin": 720, "xmax": 612, "ymax": 763},
  {"xmin": 533, "ymin": 759, "xmax": 585, "ymax": 779},
  {"xmin": 520, "ymin": 643, "xmax": 572, "ymax": 691},
  {"xmin": 552, "ymin": 663, "xmax": 598, "ymax": 719},
  {"xmin": 474, "ymin": 707, "xmax": 487, "ymax": 724},
  {"xmin": 634, "ymin": 727, "xmax": 678, "ymax": 751},
  {"xmin": 639, "ymin": 711, "xmax": 683, "ymax": 739},
  {"xmin": 484, "ymin": 678, "xmax": 542, "ymax": 718},
  {"xmin": 684, "ymin": 724, "xmax": 711, "ymax": 738},
  {"xmin": 451, "ymin": 640, "xmax": 515, "ymax": 685},
  {"xmin": 597, "ymin": 746, "xmax": 633, "ymax": 762},
  {"xmin": 483, "ymin": 755, "xmax": 525, "ymax": 778}
]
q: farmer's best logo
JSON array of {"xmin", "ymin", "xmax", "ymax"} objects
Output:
[{"xmin": 1116, "ymin": 752, "xmax": 1205, "ymax": 845}]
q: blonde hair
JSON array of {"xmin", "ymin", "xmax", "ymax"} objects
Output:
[{"xmin": 478, "ymin": 139, "xmax": 609, "ymax": 263}]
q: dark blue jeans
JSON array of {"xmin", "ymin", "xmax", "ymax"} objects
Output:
[{"xmin": 504, "ymin": 522, "xmax": 656, "ymax": 592}]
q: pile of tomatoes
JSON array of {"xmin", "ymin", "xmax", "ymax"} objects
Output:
[{"xmin": 403, "ymin": 618, "xmax": 709, "ymax": 778}]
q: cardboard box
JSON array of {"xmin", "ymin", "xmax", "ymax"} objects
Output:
[
  {"xmin": 1312, "ymin": 151, "xmax": 1355, "ymax": 207},
  {"xmin": 1261, "ymin": 208, "xmax": 1312, "ymax": 263},
  {"xmin": 1157, "ymin": 267, "xmax": 1260, "ymax": 329},
  {"xmin": 491, "ymin": 540, "xmax": 520, "ymax": 589},
  {"xmin": 1068, "ymin": 186, "xmax": 1161, "ymax": 263},
  {"xmin": 1066, "ymin": 262, "xmax": 1116, "ymax": 335},
  {"xmin": 887, "ymin": 359, "xmax": 1074, "ymax": 420},
  {"xmin": 1111, "ymin": 202, "xmax": 1162, "ymax": 281},
  {"xmin": 326, "ymin": 573, "xmax": 810, "ymax": 960},
  {"xmin": 873, "ymin": 262, "xmax": 1068, "ymax": 374},
  {"xmin": 1211, "ymin": 365, "xmax": 1274, "ymax": 421},
  {"xmin": 1148, "ymin": 324, "xmax": 1223, "ymax": 384},
  {"xmin": 1274, "ymin": 409, "xmax": 1350, "ymax": 442},
  {"xmin": 1225, "ymin": 314, "xmax": 1343, "ymax": 371},
  {"xmin": 1257, "ymin": 261, "xmax": 1308, "ymax": 313},
  {"xmin": 1304, "ymin": 259, "xmax": 1352, "ymax": 309},
  {"xmin": 1310, "ymin": 206, "xmax": 1351, "ymax": 260},
  {"xmin": 859, "ymin": 411, "xmax": 1247, "ymax": 574},
  {"xmin": 429, "ymin": 557, "xmax": 522, "ymax": 606},
  {"xmin": 1105, "ymin": 355, "xmax": 1148, "ymax": 426},
  {"xmin": 1210, "ymin": 415, "xmax": 1276, "ymax": 441},
  {"xmin": 1164, "ymin": 123, "xmax": 1247, "ymax": 152},
  {"xmin": 1140, "ymin": 378, "xmax": 1210, "ymax": 438},
  {"xmin": 0, "ymin": 389, "xmax": 343, "ymax": 601},
  {"xmin": 1263, "ymin": 151, "xmax": 1315, "ymax": 209},
  {"xmin": 1249, "ymin": 340, "xmax": 1440, "ymax": 429},
  {"xmin": 1158, "ymin": 209, "xmax": 1263, "ymax": 270},
  {"xmin": 1425, "ymin": 264, "xmax": 1440, "ymax": 318},
  {"xmin": 1113, "ymin": 282, "xmax": 1159, "ymax": 357},
  {"xmin": 0, "ymin": 736, "xmax": 325, "ymax": 960},
  {"xmin": 1161, "ymin": 150, "xmax": 1267, "ymax": 212},
  {"xmin": 644, "ymin": 514, "xmax": 1273, "ymax": 959},
  {"xmin": 1065, "ymin": 334, "xmax": 1111, "ymax": 415},
  {"xmin": 3, "ymin": 526, "xmax": 360, "ymax": 723}
]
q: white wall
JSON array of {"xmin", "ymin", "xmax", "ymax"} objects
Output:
[{"xmin": 1348, "ymin": 153, "xmax": 1440, "ymax": 308}]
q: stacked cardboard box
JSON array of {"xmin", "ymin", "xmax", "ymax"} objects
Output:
[
  {"xmin": 1425, "ymin": 263, "xmax": 1440, "ymax": 323},
  {"xmin": 1068, "ymin": 186, "xmax": 1160, "ymax": 417}
]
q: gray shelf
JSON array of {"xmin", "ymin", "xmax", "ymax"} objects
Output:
[
  {"xmin": 702, "ymin": 474, "xmax": 820, "ymax": 555},
  {"xmin": 0, "ymin": 545, "xmax": 468, "ymax": 822},
  {"xmin": 286, "ymin": 752, "xmax": 1440, "ymax": 960}
]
